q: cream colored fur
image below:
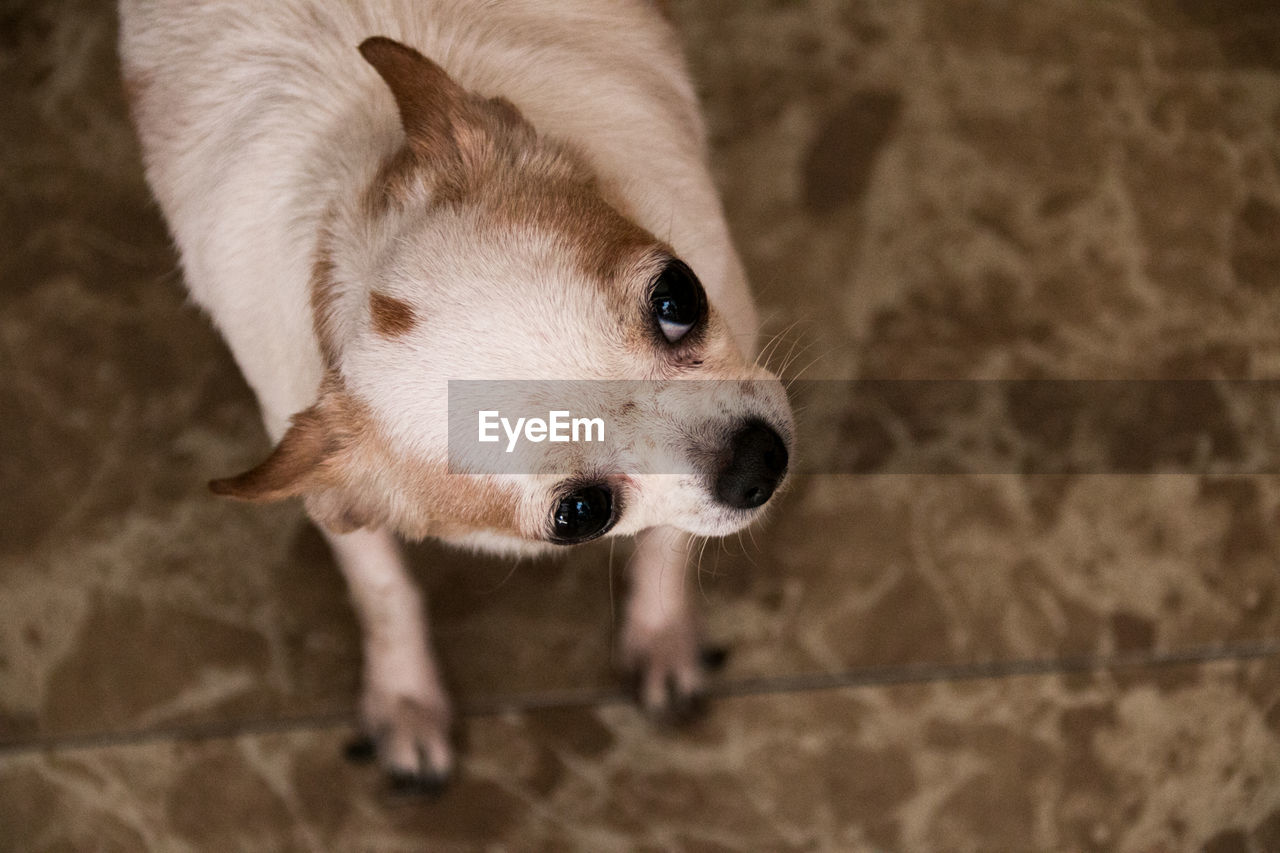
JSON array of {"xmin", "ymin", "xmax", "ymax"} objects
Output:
[{"xmin": 120, "ymin": 0, "xmax": 790, "ymax": 785}]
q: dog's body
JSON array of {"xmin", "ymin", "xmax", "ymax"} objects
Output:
[{"xmin": 121, "ymin": 0, "xmax": 791, "ymax": 787}]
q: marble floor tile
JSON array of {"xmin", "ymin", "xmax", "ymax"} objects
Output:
[
  {"xmin": 3, "ymin": 657, "xmax": 1279, "ymax": 852},
  {"xmin": 4, "ymin": 0, "xmax": 1280, "ymax": 747},
  {"xmin": 2, "ymin": 0, "xmax": 1280, "ymax": 847}
]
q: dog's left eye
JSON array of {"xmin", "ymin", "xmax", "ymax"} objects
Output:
[
  {"xmin": 649, "ymin": 260, "xmax": 706, "ymax": 343},
  {"xmin": 549, "ymin": 485, "xmax": 614, "ymax": 544}
]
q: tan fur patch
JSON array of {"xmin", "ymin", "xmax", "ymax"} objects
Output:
[
  {"xmin": 341, "ymin": 406, "xmax": 524, "ymax": 540},
  {"xmin": 309, "ymin": 220, "xmax": 342, "ymax": 367},
  {"xmin": 211, "ymin": 370, "xmax": 523, "ymax": 539},
  {"xmin": 315, "ymin": 375, "xmax": 523, "ymax": 538},
  {"xmin": 403, "ymin": 473, "xmax": 524, "ymax": 541},
  {"xmin": 369, "ymin": 291, "xmax": 417, "ymax": 337},
  {"xmin": 494, "ymin": 176, "xmax": 658, "ymax": 282},
  {"xmin": 364, "ymin": 144, "xmax": 425, "ymax": 215}
]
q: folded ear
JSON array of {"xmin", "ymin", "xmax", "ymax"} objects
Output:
[
  {"xmin": 209, "ymin": 379, "xmax": 380, "ymax": 534},
  {"xmin": 209, "ymin": 405, "xmax": 333, "ymax": 502}
]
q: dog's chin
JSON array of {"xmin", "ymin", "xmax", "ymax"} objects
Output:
[
  {"xmin": 670, "ymin": 504, "xmax": 774, "ymax": 539},
  {"xmin": 426, "ymin": 510, "xmax": 770, "ymax": 555}
]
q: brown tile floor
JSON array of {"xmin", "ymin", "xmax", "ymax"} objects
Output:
[{"xmin": 3, "ymin": 0, "xmax": 1280, "ymax": 850}]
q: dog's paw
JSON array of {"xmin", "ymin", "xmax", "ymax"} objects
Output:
[
  {"xmin": 348, "ymin": 692, "xmax": 454, "ymax": 795},
  {"xmin": 620, "ymin": 613, "xmax": 723, "ymax": 723}
]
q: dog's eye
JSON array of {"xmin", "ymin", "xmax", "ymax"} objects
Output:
[
  {"xmin": 649, "ymin": 260, "xmax": 706, "ymax": 343},
  {"xmin": 550, "ymin": 485, "xmax": 614, "ymax": 543}
]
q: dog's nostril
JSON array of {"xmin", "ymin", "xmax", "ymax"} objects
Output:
[{"xmin": 715, "ymin": 421, "xmax": 789, "ymax": 510}]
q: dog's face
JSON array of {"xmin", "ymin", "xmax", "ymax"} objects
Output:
[{"xmin": 212, "ymin": 38, "xmax": 792, "ymax": 552}]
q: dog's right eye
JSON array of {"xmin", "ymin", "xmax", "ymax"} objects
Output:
[
  {"xmin": 649, "ymin": 260, "xmax": 706, "ymax": 343},
  {"xmin": 549, "ymin": 485, "xmax": 614, "ymax": 544}
]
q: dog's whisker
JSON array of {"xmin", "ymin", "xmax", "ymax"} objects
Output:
[
  {"xmin": 776, "ymin": 333, "xmax": 819, "ymax": 378},
  {"xmin": 479, "ymin": 556, "xmax": 523, "ymax": 595},
  {"xmin": 780, "ymin": 340, "xmax": 838, "ymax": 389},
  {"xmin": 757, "ymin": 318, "xmax": 803, "ymax": 373},
  {"xmin": 783, "ymin": 347, "xmax": 837, "ymax": 390},
  {"xmin": 695, "ymin": 535, "xmax": 711, "ymax": 604},
  {"xmin": 746, "ymin": 520, "xmax": 763, "ymax": 558},
  {"xmin": 720, "ymin": 533, "xmax": 738, "ymax": 573},
  {"xmin": 607, "ymin": 536, "xmax": 618, "ymax": 628},
  {"xmin": 751, "ymin": 321, "xmax": 789, "ymax": 371},
  {"xmin": 767, "ymin": 316, "xmax": 813, "ymax": 365},
  {"xmin": 736, "ymin": 526, "xmax": 763, "ymax": 572},
  {"xmin": 772, "ymin": 337, "xmax": 809, "ymax": 380},
  {"xmin": 755, "ymin": 323, "xmax": 789, "ymax": 367}
]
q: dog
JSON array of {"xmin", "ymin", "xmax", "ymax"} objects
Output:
[{"xmin": 119, "ymin": 0, "xmax": 793, "ymax": 790}]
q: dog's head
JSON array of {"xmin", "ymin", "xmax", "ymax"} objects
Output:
[{"xmin": 212, "ymin": 37, "xmax": 793, "ymax": 553}]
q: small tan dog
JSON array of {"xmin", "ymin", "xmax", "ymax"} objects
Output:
[{"xmin": 120, "ymin": 0, "xmax": 791, "ymax": 790}]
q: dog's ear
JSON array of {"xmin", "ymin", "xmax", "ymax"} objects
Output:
[
  {"xmin": 209, "ymin": 404, "xmax": 333, "ymax": 502},
  {"xmin": 208, "ymin": 376, "xmax": 370, "ymax": 523},
  {"xmin": 358, "ymin": 36, "xmax": 534, "ymax": 170},
  {"xmin": 359, "ymin": 36, "xmax": 467, "ymax": 159}
]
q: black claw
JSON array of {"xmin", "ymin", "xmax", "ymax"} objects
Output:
[
  {"xmin": 667, "ymin": 686, "xmax": 709, "ymax": 724},
  {"xmin": 343, "ymin": 736, "xmax": 377, "ymax": 764},
  {"xmin": 625, "ymin": 666, "xmax": 646, "ymax": 705},
  {"xmin": 387, "ymin": 769, "xmax": 450, "ymax": 798},
  {"xmin": 700, "ymin": 644, "xmax": 730, "ymax": 672},
  {"xmin": 660, "ymin": 666, "xmax": 711, "ymax": 722}
]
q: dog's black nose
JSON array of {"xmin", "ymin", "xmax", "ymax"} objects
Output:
[{"xmin": 715, "ymin": 421, "xmax": 789, "ymax": 509}]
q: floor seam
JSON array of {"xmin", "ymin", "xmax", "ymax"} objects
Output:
[{"xmin": 3, "ymin": 640, "xmax": 1276, "ymax": 757}]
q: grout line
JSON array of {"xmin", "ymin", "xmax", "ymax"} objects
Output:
[
  {"xmin": 707, "ymin": 639, "xmax": 1280, "ymax": 699},
  {"xmin": 461, "ymin": 638, "xmax": 1280, "ymax": 713},
  {"xmin": 2, "ymin": 640, "xmax": 1277, "ymax": 758}
]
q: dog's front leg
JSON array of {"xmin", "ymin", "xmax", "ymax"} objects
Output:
[
  {"xmin": 621, "ymin": 524, "xmax": 709, "ymax": 720},
  {"xmin": 322, "ymin": 525, "xmax": 453, "ymax": 791}
]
